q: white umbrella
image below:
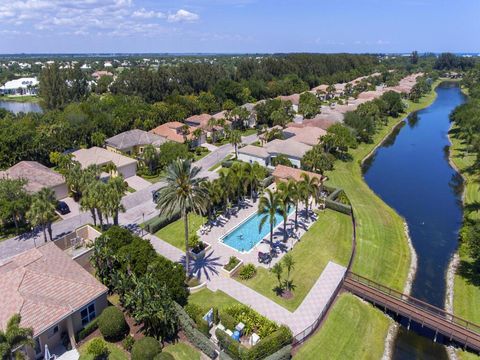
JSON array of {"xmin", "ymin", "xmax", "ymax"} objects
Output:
[
  {"xmin": 44, "ymin": 345, "xmax": 51, "ymax": 360},
  {"xmin": 257, "ymin": 243, "xmax": 270, "ymax": 254}
]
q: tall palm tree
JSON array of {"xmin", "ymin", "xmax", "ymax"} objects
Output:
[
  {"xmin": 258, "ymin": 189, "xmax": 282, "ymax": 249},
  {"xmin": 141, "ymin": 144, "xmax": 158, "ymax": 175},
  {"xmin": 271, "ymin": 262, "xmax": 283, "ymax": 290},
  {"xmin": 156, "ymin": 159, "xmax": 207, "ymax": 276},
  {"xmin": 229, "ymin": 130, "xmax": 242, "ymax": 159},
  {"xmin": 300, "ymin": 173, "xmax": 319, "ymax": 217},
  {"xmin": 0, "ymin": 314, "xmax": 33, "ymax": 360},
  {"xmin": 283, "ymin": 253, "xmax": 295, "ymax": 291},
  {"xmin": 27, "ymin": 188, "xmax": 57, "ymax": 242},
  {"xmin": 277, "ymin": 182, "xmax": 294, "ymax": 241},
  {"xmin": 105, "ymin": 176, "xmax": 127, "ymax": 225}
]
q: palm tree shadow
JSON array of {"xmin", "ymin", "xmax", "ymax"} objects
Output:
[{"xmin": 182, "ymin": 251, "xmax": 223, "ymax": 282}]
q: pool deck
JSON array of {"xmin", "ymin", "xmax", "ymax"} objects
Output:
[{"xmin": 145, "ymin": 198, "xmax": 347, "ymax": 336}]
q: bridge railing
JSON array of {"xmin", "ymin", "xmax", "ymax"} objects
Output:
[{"xmin": 347, "ymin": 272, "xmax": 480, "ymax": 334}]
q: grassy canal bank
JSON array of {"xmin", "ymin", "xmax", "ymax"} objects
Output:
[
  {"xmin": 0, "ymin": 95, "xmax": 40, "ymax": 103},
  {"xmin": 296, "ymin": 80, "xmax": 442, "ymax": 359},
  {"xmin": 448, "ymin": 123, "xmax": 480, "ymax": 360}
]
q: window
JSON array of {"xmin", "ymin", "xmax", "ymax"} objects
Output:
[
  {"xmin": 47, "ymin": 325, "xmax": 59, "ymax": 339},
  {"xmin": 80, "ymin": 302, "xmax": 96, "ymax": 326}
]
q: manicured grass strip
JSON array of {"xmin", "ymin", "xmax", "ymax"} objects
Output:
[
  {"xmin": 163, "ymin": 342, "xmax": 201, "ymax": 360},
  {"xmin": 238, "ymin": 209, "xmax": 352, "ymax": 311},
  {"xmin": 294, "ymin": 293, "xmax": 391, "ymax": 360},
  {"xmin": 154, "ymin": 214, "xmax": 206, "ymax": 251},
  {"xmin": 449, "ymin": 126, "xmax": 480, "ymax": 333},
  {"xmin": 188, "ymin": 289, "xmax": 241, "ymax": 311},
  {"xmin": 78, "ymin": 337, "xmax": 128, "ymax": 360}
]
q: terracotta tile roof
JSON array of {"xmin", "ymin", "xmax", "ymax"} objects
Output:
[
  {"xmin": 72, "ymin": 147, "xmax": 137, "ymax": 168},
  {"xmin": 238, "ymin": 145, "xmax": 270, "ymax": 159},
  {"xmin": 105, "ymin": 129, "xmax": 166, "ymax": 151},
  {"xmin": 265, "ymin": 139, "xmax": 312, "ymax": 159},
  {"xmin": 0, "ymin": 243, "xmax": 107, "ymax": 336},
  {"xmin": 185, "ymin": 114, "xmax": 212, "ymax": 129},
  {"xmin": 277, "ymin": 94, "xmax": 300, "ymax": 105},
  {"xmin": 283, "ymin": 126, "xmax": 326, "ymax": 146},
  {"xmin": 0, "ymin": 161, "xmax": 65, "ymax": 193},
  {"xmin": 150, "ymin": 122, "xmax": 195, "ymax": 143},
  {"xmin": 273, "ymin": 165, "xmax": 325, "ymax": 183}
]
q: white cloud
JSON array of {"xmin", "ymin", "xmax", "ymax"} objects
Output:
[
  {"xmin": 168, "ymin": 9, "xmax": 199, "ymax": 23},
  {"xmin": 132, "ymin": 8, "xmax": 164, "ymax": 19}
]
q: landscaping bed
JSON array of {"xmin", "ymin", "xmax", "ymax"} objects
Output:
[{"xmin": 154, "ymin": 214, "xmax": 206, "ymax": 251}]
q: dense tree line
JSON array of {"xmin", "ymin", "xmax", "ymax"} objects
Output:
[{"xmin": 434, "ymin": 53, "xmax": 475, "ymax": 71}]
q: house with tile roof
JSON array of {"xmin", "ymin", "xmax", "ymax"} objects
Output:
[
  {"xmin": 0, "ymin": 161, "xmax": 68, "ymax": 200},
  {"xmin": 72, "ymin": 147, "xmax": 137, "ymax": 178},
  {"xmin": 105, "ymin": 129, "xmax": 167, "ymax": 155},
  {"xmin": 150, "ymin": 121, "xmax": 205, "ymax": 147},
  {"xmin": 0, "ymin": 242, "xmax": 107, "ymax": 359},
  {"xmin": 272, "ymin": 164, "xmax": 325, "ymax": 184},
  {"xmin": 283, "ymin": 125, "xmax": 326, "ymax": 146}
]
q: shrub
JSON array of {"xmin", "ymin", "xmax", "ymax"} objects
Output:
[
  {"xmin": 154, "ymin": 353, "xmax": 175, "ymax": 360},
  {"xmin": 185, "ymin": 303, "xmax": 203, "ymax": 321},
  {"xmin": 264, "ymin": 345, "xmax": 292, "ymax": 360},
  {"xmin": 99, "ymin": 226, "xmax": 134, "ymax": 252},
  {"xmin": 224, "ymin": 256, "xmax": 240, "ymax": 271},
  {"xmin": 122, "ymin": 335, "xmax": 135, "ymax": 352},
  {"xmin": 87, "ymin": 338, "xmax": 110, "ymax": 360},
  {"xmin": 248, "ymin": 326, "xmax": 292, "ymax": 360},
  {"xmin": 215, "ymin": 329, "xmax": 246, "ymax": 360},
  {"xmin": 213, "ymin": 307, "xmax": 220, "ymax": 325},
  {"xmin": 223, "ymin": 304, "xmax": 278, "ymax": 337},
  {"xmin": 77, "ymin": 318, "xmax": 99, "ymax": 341},
  {"xmin": 131, "ymin": 337, "xmax": 162, "ymax": 360},
  {"xmin": 116, "ymin": 237, "xmax": 157, "ymax": 275},
  {"xmin": 144, "ymin": 210, "xmax": 181, "ymax": 233},
  {"xmin": 98, "ymin": 306, "xmax": 129, "ymax": 341},
  {"xmin": 238, "ymin": 264, "xmax": 257, "ymax": 280},
  {"xmin": 222, "ymin": 160, "xmax": 233, "ymax": 168},
  {"xmin": 196, "ymin": 316, "xmax": 211, "ymax": 338},
  {"xmin": 149, "ymin": 256, "xmax": 188, "ymax": 306},
  {"xmin": 174, "ymin": 303, "xmax": 217, "ymax": 359},
  {"xmin": 219, "ymin": 310, "xmax": 237, "ymax": 331}
]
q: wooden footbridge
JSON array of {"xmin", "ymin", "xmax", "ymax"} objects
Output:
[{"xmin": 343, "ymin": 272, "xmax": 480, "ymax": 353}]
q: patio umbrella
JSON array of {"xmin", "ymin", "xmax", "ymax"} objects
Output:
[{"xmin": 257, "ymin": 243, "xmax": 270, "ymax": 254}]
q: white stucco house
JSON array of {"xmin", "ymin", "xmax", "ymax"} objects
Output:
[{"xmin": 0, "ymin": 77, "xmax": 39, "ymax": 96}]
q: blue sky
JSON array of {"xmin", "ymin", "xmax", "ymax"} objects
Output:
[{"xmin": 0, "ymin": 0, "xmax": 479, "ymax": 54}]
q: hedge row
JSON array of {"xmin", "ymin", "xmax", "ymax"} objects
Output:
[
  {"xmin": 174, "ymin": 303, "xmax": 217, "ymax": 359},
  {"xmin": 77, "ymin": 318, "xmax": 99, "ymax": 341},
  {"xmin": 144, "ymin": 210, "xmax": 181, "ymax": 233},
  {"xmin": 264, "ymin": 345, "xmax": 292, "ymax": 360},
  {"xmin": 215, "ymin": 325, "xmax": 292, "ymax": 360}
]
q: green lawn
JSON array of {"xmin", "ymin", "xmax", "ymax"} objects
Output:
[
  {"xmin": 294, "ymin": 293, "xmax": 391, "ymax": 360},
  {"xmin": 163, "ymin": 342, "xmax": 201, "ymax": 360},
  {"xmin": 188, "ymin": 289, "xmax": 241, "ymax": 311},
  {"xmin": 237, "ymin": 209, "xmax": 353, "ymax": 311},
  {"xmin": 154, "ymin": 213, "xmax": 206, "ymax": 251},
  {"xmin": 240, "ymin": 128, "xmax": 257, "ymax": 136},
  {"xmin": 141, "ymin": 171, "xmax": 165, "ymax": 184},
  {"xmin": 78, "ymin": 337, "xmax": 128, "ymax": 360},
  {"xmin": 449, "ymin": 125, "xmax": 480, "ymax": 359},
  {"xmin": 192, "ymin": 148, "xmax": 211, "ymax": 161},
  {"xmin": 0, "ymin": 95, "xmax": 40, "ymax": 102}
]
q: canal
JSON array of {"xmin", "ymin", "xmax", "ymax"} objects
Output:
[
  {"xmin": 0, "ymin": 100, "xmax": 43, "ymax": 114},
  {"xmin": 362, "ymin": 82, "xmax": 466, "ymax": 359}
]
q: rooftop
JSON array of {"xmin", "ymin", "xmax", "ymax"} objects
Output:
[
  {"xmin": 283, "ymin": 126, "xmax": 326, "ymax": 146},
  {"xmin": 272, "ymin": 164, "xmax": 325, "ymax": 183},
  {"xmin": 0, "ymin": 161, "xmax": 65, "ymax": 193},
  {"xmin": 150, "ymin": 121, "xmax": 195, "ymax": 143},
  {"xmin": 0, "ymin": 242, "xmax": 107, "ymax": 336},
  {"xmin": 265, "ymin": 138, "xmax": 312, "ymax": 159},
  {"xmin": 72, "ymin": 147, "xmax": 137, "ymax": 169},
  {"xmin": 238, "ymin": 144, "xmax": 270, "ymax": 159},
  {"xmin": 105, "ymin": 129, "xmax": 166, "ymax": 151}
]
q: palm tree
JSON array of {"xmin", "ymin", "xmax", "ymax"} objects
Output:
[
  {"xmin": 258, "ymin": 189, "xmax": 282, "ymax": 249},
  {"xmin": 277, "ymin": 182, "xmax": 294, "ymax": 241},
  {"xmin": 229, "ymin": 130, "xmax": 242, "ymax": 159},
  {"xmin": 155, "ymin": 159, "xmax": 207, "ymax": 276},
  {"xmin": 0, "ymin": 314, "xmax": 33, "ymax": 360},
  {"xmin": 103, "ymin": 162, "xmax": 117, "ymax": 178},
  {"xmin": 27, "ymin": 188, "xmax": 57, "ymax": 242},
  {"xmin": 300, "ymin": 173, "xmax": 319, "ymax": 217},
  {"xmin": 271, "ymin": 262, "xmax": 283, "ymax": 291},
  {"xmin": 283, "ymin": 253, "xmax": 295, "ymax": 291},
  {"xmin": 105, "ymin": 176, "xmax": 127, "ymax": 225},
  {"xmin": 141, "ymin": 145, "xmax": 158, "ymax": 175}
]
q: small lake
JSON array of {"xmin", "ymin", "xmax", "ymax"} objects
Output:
[
  {"xmin": 0, "ymin": 100, "xmax": 43, "ymax": 114},
  {"xmin": 363, "ymin": 82, "xmax": 466, "ymax": 359}
]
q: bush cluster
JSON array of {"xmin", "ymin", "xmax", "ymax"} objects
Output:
[
  {"xmin": 98, "ymin": 306, "xmax": 129, "ymax": 341},
  {"xmin": 122, "ymin": 335, "xmax": 135, "ymax": 351},
  {"xmin": 223, "ymin": 304, "xmax": 278, "ymax": 337},
  {"xmin": 77, "ymin": 318, "xmax": 99, "ymax": 341},
  {"xmin": 154, "ymin": 353, "xmax": 175, "ymax": 360},
  {"xmin": 238, "ymin": 264, "xmax": 257, "ymax": 280},
  {"xmin": 131, "ymin": 337, "xmax": 162, "ymax": 360},
  {"xmin": 87, "ymin": 338, "xmax": 110, "ymax": 360}
]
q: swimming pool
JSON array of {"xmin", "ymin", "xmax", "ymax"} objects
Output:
[{"xmin": 221, "ymin": 207, "xmax": 294, "ymax": 253}]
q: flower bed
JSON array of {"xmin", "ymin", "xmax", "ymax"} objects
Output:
[{"xmin": 222, "ymin": 256, "xmax": 243, "ymax": 278}]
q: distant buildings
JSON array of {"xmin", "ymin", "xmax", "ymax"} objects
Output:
[
  {"xmin": 150, "ymin": 121, "xmax": 205, "ymax": 147},
  {"xmin": 0, "ymin": 77, "xmax": 39, "ymax": 96}
]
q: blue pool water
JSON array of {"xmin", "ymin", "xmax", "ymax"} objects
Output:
[{"xmin": 222, "ymin": 207, "xmax": 293, "ymax": 252}]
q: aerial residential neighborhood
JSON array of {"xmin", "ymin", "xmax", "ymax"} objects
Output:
[{"xmin": 0, "ymin": 2, "xmax": 479, "ymax": 360}]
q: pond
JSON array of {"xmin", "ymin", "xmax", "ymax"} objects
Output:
[
  {"xmin": 0, "ymin": 100, "xmax": 43, "ymax": 114},
  {"xmin": 362, "ymin": 82, "xmax": 466, "ymax": 359}
]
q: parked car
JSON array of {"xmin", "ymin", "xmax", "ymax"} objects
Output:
[
  {"xmin": 152, "ymin": 190, "xmax": 160, "ymax": 202},
  {"xmin": 56, "ymin": 201, "xmax": 70, "ymax": 215}
]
